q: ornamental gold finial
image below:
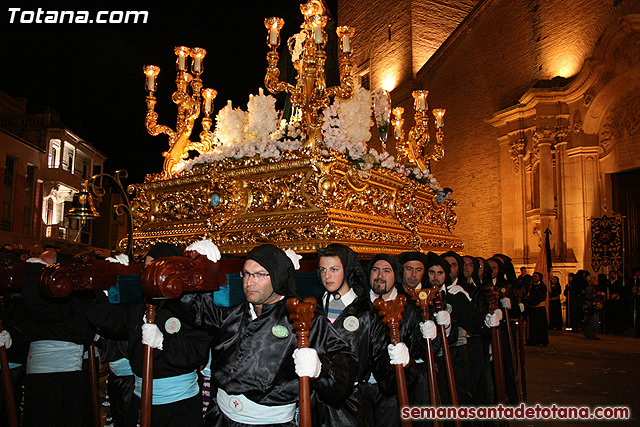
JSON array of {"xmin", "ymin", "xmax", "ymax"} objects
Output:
[
  {"xmin": 394, "ymin": 90, "xmax": 446, "ymax": 169},
  {"xmin": 264, "ymin": 1, "xmax": 355, "ymax": 153},
  {"xmin": 143, "ymin": 46, "xmax": 217, "ymax": 178}
]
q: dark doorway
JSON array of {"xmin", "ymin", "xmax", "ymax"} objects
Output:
[{"xmin": 611, "ymin": 169, "xmax": 640, "ymax": 278}]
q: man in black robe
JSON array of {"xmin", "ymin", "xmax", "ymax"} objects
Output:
[
  {"xmin": 524, "ymin": 272, "xmax": 548, "ymax": 346},
  {"xmin": 313, "ymin": 243, "xmax": 393, "ymax": 426},
  {"xmin": 172, "ymin": 243, "xmax": 357, "ymax": 426},
  {"xmin": 21, "ymin": 249, "xmax": 96, "ymax": 426}
]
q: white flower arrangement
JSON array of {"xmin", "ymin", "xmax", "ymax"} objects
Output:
[
  {"xmin": 244, "ymin": 88, "xmax": 279, "ymax": 141},
  {"xmin": 182, "ymin": 86, "xmax": 446, "ymax": 196}
]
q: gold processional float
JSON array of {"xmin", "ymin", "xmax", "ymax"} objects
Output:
[{"xmin": 132, "ymin": 1, "xmax": 463, "ymax": 258}]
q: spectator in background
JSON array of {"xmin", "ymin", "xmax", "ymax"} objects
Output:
[
  {"xmin": 565, "ymin": 271, "xmax": 585, "ymax": 332},
  {"xmin": 606, "ymin": 270, "xmax": 625, "ymax": 334},
  {"xmin": 583, "ymin": 273, "xmax": 602, "ymax": 340},
  {"xmin": 548, "ymin": 276, "xmax": 563, "ymax": 331}
]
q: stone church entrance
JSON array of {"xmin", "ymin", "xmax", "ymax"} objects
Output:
[{"xmin": 612, "ymin": 168, "xmax": 640, "ymax": 277}]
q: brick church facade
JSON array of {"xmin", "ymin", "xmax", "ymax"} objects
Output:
[{"xmin": 340, "ymin": 0, "xmax": 640, "ymax": 279}]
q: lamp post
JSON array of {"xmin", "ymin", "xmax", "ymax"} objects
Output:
[{"xmin": 65, "ymin": 170, "xmax": 133, "ymax": 258}]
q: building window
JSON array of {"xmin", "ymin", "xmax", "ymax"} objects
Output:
[
  {"xmin": 23, "ymin": 165, "xmax": 36, "ymax": 234},
  {"xmin": 48, "ymin": 140, "xmax": 61, "ymax": 168},
  {"xmin": 2, "ymin": 156, "xmax": 16, "ymax": 231},
  {"xmin": 532, "ymin": 163, "xmax": 540, "ymax": 210},
  {"xmin": 360, "ymin": 72, "xmax": 370, "ymax": 90}
]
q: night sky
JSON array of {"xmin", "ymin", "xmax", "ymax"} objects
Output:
[{"xmin": 1, "ymin": 1, "xmax": 338, "ymax": 183}]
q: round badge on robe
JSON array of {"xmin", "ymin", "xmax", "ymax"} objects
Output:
[
  {"xmin": 343, "ymin": 316, "xmax": 359, "ymax": 332},
  {"xmin": 230, "ymin": 397, "xmax": 244, "ymax": 412},
  {"xmin": 272, "ymin": 325, "xmax": 290, "ymax": 338},
  {"xmin": 164, "ymin": 317, "xmax": 181, "ymax": 334}
]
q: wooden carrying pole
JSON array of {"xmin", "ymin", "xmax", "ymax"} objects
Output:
[
  {"xmin": 434, "ymin": 293, "xmax": 462, "ymax": 427},
  {"xmin": 88, "ymin": 344, "xmax": 101, "ymax": 427},
  {"xmin": 286, "ymin": 297, "xmax": 317, "ymax": 427},
  {"xmin": 0, "ymin": 311, "xmax": 17, "ymax": 427},
  {"xmin": 406, "ymin": 287, "xmax": 441, "ymax": 427},
  {"xmin": 517, "ymin": 318, "xmax": 527, "ymax": 401},
  {"xmin": 373, "ymin": 295, "xmax": 411, "ymax": 427},
  {"xmin": 484, "ymin": 285, "xmax": 509, "ymax": 427},
  {"xmin": 498, "ymin": 290, "xmax": 521, "ymax": 399},
  {"xmin": 140, "ymin": 303, "xmax": 157, "ymax": 427}
]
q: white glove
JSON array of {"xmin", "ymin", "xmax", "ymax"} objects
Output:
[
  {"xmin": 0, "ymin": 331, "xmax": 12, "ymax": 349},
  {"xmin": 293, "ymin": 348, "xmax": 322, "ymax": 378},
  {"xmin": 434, "ymin": 310, "xmax": 451, "ymax": 327},
  {"xmin": 420, "ymin": 320, "xmax": 437, "ymax": 340},
  {"xmin": 519, "ymin": 303, "xmax": 525, "ymax": 312},
  {"xmin": 285, "ymin": 249, "xmax": 302, "ymax": 270},
  {"xmin": 388, "ymin": 343, "xmax": 410, "ymax": 367},
  {"xmin": 448, "ymin": 284, "xmax": 472, "ymax": 301},
  {"xmin": 484, "ymin": 311, "xmax": 501, "ymax": 328},
  {"xmin": 501, "ymin": 298, "xmax": 511, "ymax": 310},
  {"xmin": 106, "ymin": 254, "xmax": 129, "ymax": 266},
  {"xmin": 141, "ymin": 323, "xmax": 164, "ymax": 350},
  {"xmin": 186, "ymin": 239, "xmax": 221, "ymax": 263},
  {"xmin": 26, "ymin": 257, "xmax": 47, "ymax": 265},
  {"xmin": 496, "ymin": 309, "xmax": 503, "ymax": 321}
]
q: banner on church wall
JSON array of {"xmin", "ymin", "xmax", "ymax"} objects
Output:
[{"xmin": 590, "ymin": 215, "xmax": 623, "ymax": 272}]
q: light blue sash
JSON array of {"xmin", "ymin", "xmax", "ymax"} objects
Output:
[
  {"xmin": 217, "ymin": 388, "xmax": 296, "ymax": 424},
  {"xmin": 201, "ymin": 351, "xmax": 212, "ymax": 377},
  {"xmin": 109, "ymin": 357, "xmax": 133, "ymax": 377},
  {"xmin": 134, "ymin": 371, "xmax": 199, "ymax": 405},
  {"xmin": 27, "ymin": 340, "xmax": 83, "ymax": 374}
]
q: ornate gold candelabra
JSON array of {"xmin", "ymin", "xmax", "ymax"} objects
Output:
[
  {"xmin": 143, "ymin": 47, "xmax": 218, "ymax": 178},
  {"xmin": 393, "ymin": 90, "xmax": 446, "ymax": 170},
  {"xmin": 264, "ymin": 1, "xmax": 355, "ymax": 152}
]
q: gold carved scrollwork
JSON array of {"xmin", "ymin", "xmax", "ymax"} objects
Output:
[
  {"xmin": 129, "ymin": 156, "xmax": 463, "ymax": 256},
  {"xmin": 156, "ymin": 185, "xmax": 214, "ymax": 222},
  {"xmin": 246, "ymin": 173, "xmax": 308, "ymax": 213}
]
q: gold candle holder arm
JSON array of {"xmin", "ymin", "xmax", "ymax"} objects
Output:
[{"xmin": 326, "ymin": 26, "xmax": 355, "ymax": 100}]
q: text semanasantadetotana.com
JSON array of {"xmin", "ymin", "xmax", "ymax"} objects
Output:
[{"xmin": 401, "ymin": 404, "xmax": 631, "ymax": 420}]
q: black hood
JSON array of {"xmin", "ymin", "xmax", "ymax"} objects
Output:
[{"xmin": 247, "ymin": 244, "xmax": 297, "ymax": 297}]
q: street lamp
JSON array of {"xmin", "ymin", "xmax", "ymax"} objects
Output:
[{"xmin": 65, "ymin": 170, "xmax": 133, "ymax": 258}]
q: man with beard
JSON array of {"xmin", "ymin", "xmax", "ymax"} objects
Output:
[
  {"xmin": 314, "ymin": 244, "xmax": 393, "ymax": 426},
  {"xmin": 427, "ymin": 254, "xmax": 488, "ymax": 406},
  {"xmin": 364, "ymin": 253, "xmax": 431, "ymax": 426},
  {"xmin": 397, "ymin": 251, "xmax": 452, "ymax": 425},
  {"xmin": 172, "ymin": 243, "xmax": 357, "ymax": 426}
]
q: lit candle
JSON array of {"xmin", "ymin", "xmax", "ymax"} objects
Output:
[
  {"xmin": 433, "ymin": 109, "xmax": 446, "ymax": 128},
  {"xmin": 314, "ymin": 26, "xmax": 323, "ymax": 44},
  {"xmin": 143, "ymin": 65, "xmax": 160, "ymax": 92},
  {"xmin": 202, "ymin": 88, "xmax": 217, "ymax": 115},
  {"xmin": 392, "ymin": 107, "xmax": 404, "ymax": 139},
  {"xmin": 412, "ymin": 90, "xmax": 429, "ymax": 111},
  {"xmin": 191, "ymin": 48, "xmax": 206, "ymax": 74},
  {"xmin": 174, "ymin": 46, "xmax": 190, "ymax": 71},
  {"xmin": 343, "ymin": 35, "xmax": 351, "ymax": 53},
  {"xmin": 265, "ymin": 18, "xmax": 284, "ymax": 47},
  {"xmin": 337, "ymin": 26, "xmax": 355, "ymax": 54}
]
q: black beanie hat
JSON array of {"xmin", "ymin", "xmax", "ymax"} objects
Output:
[
  {"xmin": 426, "ymin": 254, "xmax": 452, "ymax": 286},
  {"xmin": 398, "ymin": 251, "xmax": 428, "ymax": 267},
  {"xmin": 366, "ymin": 253, "xmax": 401, "ymax": 286},
  {"xmin": 246, "ymin": 244, "xmax": 297, "ymax": 297}
]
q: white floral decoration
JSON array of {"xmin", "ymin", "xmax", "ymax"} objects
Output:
[
  {"xmin": 215, "ymin": 100, "xmax": 245, "ymax": 146},
  {"xmin": 244, "ymin": 88, "xmax": 279, "ymax": 142},
  {"xmin": 183, "ymin": 86, "xmax": 447, "ymax": 197}
]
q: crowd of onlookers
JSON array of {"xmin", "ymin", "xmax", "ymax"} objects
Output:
[{"xmin": 560, "ymin": 268, "xmax": 640, "ymax": 339}]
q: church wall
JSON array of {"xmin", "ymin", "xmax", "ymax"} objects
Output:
[{"xmin": 411, "ymin": 0, "xmax": 640, "ymax": 258}]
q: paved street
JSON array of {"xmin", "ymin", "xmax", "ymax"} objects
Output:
[{"xmin": 512, "ymin": 330, "xmax": 639, "ymax": 426}]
